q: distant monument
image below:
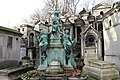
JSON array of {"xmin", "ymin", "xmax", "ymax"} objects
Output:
[{"xmin": 37, "ymin": 6, "xmax": 75, "ymax": 72}]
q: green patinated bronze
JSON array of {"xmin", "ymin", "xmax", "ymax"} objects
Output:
[{"xmin": 37, "ymin": 6, "xmax": 75, "ymax": 71}]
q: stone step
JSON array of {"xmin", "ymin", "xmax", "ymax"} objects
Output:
[{"xmin": 45, "ymin": 77, "xmax": 63, "ymax": 80}]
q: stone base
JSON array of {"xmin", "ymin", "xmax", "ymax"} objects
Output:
[
  {"xmin": 46, "ymin": 60, "xmax": 63, "ymax": 74},
  {"xmin": 46, "ymin": 67, "xmax": 63, "ymax": 74},
  {"xmin": 63, "ymin": 65, "xmax": 74, "ymax": 71},
  {"xmin": 29, "ymin": 74, "xmax": 88, "ymax": 80},
  {"xmin": 37, "ymin": 65, "xmax": 47, "ymax": 71},
  {"xmin": 45, "ymin": 74, "xmax": 66, "ymax": 80},
  {"xmin": 83, "ymin": 59, "xmax": 119, "ymax": 80}
]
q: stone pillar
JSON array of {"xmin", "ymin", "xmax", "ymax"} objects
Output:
[
  {"xmin": 70, "ymin": 26, "xmax": 73, "ymax": 39},
  {"xmin": 97, "ymin": 36, "xmax": 102, "ymax": 60},
  {"xmin": 28, "ymin": 49, "xmax": 32, "ymax": 60},
  {"xmin": 81, "ymin": 32, "xmax": 84, "ymax": 57},
  {"xmin": 75, "ymin": 27, "xmax": 77, "ymax": 42}
]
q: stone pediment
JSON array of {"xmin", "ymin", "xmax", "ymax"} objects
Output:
[
  {"xmin": 75, "ymin": 18, "xmax": 85, "ymax": 27},
  {"xmin": 83, "ymin": 24, "xmax": 99, "ymax": 35},
  {"xmin": 64, "ymin": 18, "xmax": 71, "ymax": 25},
  {"xmin": 60, "ymin": 16, "xmax": 66, "ymax": 22}
]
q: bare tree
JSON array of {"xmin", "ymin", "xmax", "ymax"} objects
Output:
[
  {"xmin": 44, "ymin": 0, "xmax": 73, "ymax": 15},
  {"xmin": 23, "ymin": 7, "xmax": 51, "ymax": 25},
  {"xmin": 41, "ymin": 0, "xmax": 81, "ymax": 18},
  {"xmin": 22, "ymin": 9, "xmax": 42, "ymax": 25},
  {"xmin": 80, "ymin": 0, "xmax": 96, "ymax": 10},
  {"xmin": 30, "ymin": 9, "xmax": 41, "ymax": 24},
  {"xmin": 25, "ymin": 0, "xmax": 81, "ymax": 25},
  {"xmin": 24, "ymin": 0, "xmax": 117, "ymax": 25},
  {"xmin": 104, "ymin": 0, "xmax": 116, "ymax": 5},
  {"xmin": 69, "ymin": 0, "xmax": 80, "ymax": 14},
  {"xmin": 59, "ymin": 0, "xmax": 71, "ymax": 15}
]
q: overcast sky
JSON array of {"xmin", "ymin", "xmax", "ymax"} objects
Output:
[
  {"xmin": 0, "ymin": 0, "xmax": 118, "ymax": 28},
  {"xmin": 0, "ymin": 0, "xmax": 45, "ymax": 28}
]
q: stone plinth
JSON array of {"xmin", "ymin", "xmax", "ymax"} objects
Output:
[
  {"xmin": 46, "ymin": 60, "xmax": 63, "ymax": 74},
  {"xmin": 83, "ymin": 59, "xmax": 119, "ymax": 80}
]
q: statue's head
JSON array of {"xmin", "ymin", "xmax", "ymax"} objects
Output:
[{"xmin": 65, "ymin": 29, "xmax": 69, "ymax": 34}]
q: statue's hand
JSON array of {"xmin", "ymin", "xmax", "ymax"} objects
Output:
[
  {"xmin": 71, "ymin": 40, "xmax": 76, "ymax": 46},
  {"xmin": 71, "ymin": 41, "xmax": 74, "ymax": 44},
  {"xmin": 39, "ymin": 42, "xmax": 44, "ymax": 47}
]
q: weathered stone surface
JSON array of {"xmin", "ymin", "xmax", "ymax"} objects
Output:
[
  {"xmin": 88, "ymin": 59, "xmax": 116, "ymax": 69},
  {"xmin": 0, "ymin": 65, "xmax": 34, "ymax": 80},
  {"xmin": 0, "ymin": 60, "xmax": 19, "ymax": 70},
  {"xmin": 83, "ymin": 59, "xmax": 119, "ymax": 80},
  {"xmin": 46, "ymin": 60, "xmax": 63, "ymax": 74}
]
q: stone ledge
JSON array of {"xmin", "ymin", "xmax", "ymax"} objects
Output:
[
  {"xmin": 0, "ymin": 65, "xmax": 34, "ymax": 80},
  {"xmin": 87, "ymin": 59, "xmax": 116, "ymax": 69}
]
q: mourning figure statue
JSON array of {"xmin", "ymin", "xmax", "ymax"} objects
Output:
[
  {"xmin": 39, "ymin": 34, "xmax": 48, "ymax": 62},
  {"xmin": 63, "ymin": 30, "xmax": 74, "ymax": 64}
]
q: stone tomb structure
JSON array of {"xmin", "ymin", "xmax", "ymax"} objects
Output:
[
  {"xmin": 83, "ymin": 59, "xmax": 119, "ymax": 80},
  {"xmin": 37, "ymin": 6, "xmax": 75, "ymax": 73}
]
